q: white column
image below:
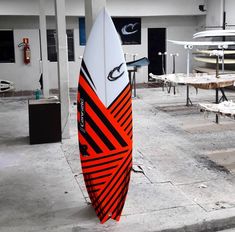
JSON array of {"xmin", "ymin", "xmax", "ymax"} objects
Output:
[
  {"xmin": 85, "ymin": 0, "xmax": 106, "ymax": 38},
  {"xmin": 55, "ymin": 0, "xmax": 70, "ymax": 139},
  {"xmin": 39, "ymin": 0, "xmax": 49, "ymax": 98}
]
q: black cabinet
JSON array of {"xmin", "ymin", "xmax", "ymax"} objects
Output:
[{"xmin": 28, "ymin": 99, "xmax": 61, "ymax": 144}]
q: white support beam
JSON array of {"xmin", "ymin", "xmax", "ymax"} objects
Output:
[
  {"xmin": 85, "ymin": 0, "xmax": 106, "ymax": 38},
  {"xmin": 39, "ymin": 0, "xmax": 49, "ymax": 98},
  {"xmin": 55, "ymin": 0, "xmax": 70, "ymax": 139}
]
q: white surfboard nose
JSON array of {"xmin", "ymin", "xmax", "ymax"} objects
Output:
[{"xmin": 83, "ymin": 8, "xmax": 128, "ymax": 107}]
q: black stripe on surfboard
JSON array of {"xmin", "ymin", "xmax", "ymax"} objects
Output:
[
  {"xmin": 84, "ymin": 173, "xmax": 111, "ymax": 182},
  {"xmin": 81, "ymin": 149, "xmax": 128, "ymax": 163},
  {"xmin": 79, "ymin": 70, "xmax": 94, "ymax": 93},
  {"xmin": 99, "ymin": 175, "xmax": 130, "ymax": 222},
  {"xmin": 84, "ymin": 165, "xmax": 118, "ymax": 175},
  {"xmin": 78, "ymin": 127, "xmax": 103, "ymax": 154},
  {"xmin": 77, "ymin": 102, "xmax": 116, "ymax": 151},
  {"xmin": 96, "ymin": 158, "xmax": 132, "ymax": 216},
  {"xmin": 79, "ymin": 85, "xmax": 128, "ymax": 147},
  {"xmin": 117, "ymin": 104, "xmax": 132, "ymax": 124},
  {"xmin": 79, "ymin": 143, "xmax": 91, "ymax": 157},
  {"xmin": 78, "ymin": 73, "xmax": 94, "ymax": 96},
  {"xmin": 82, "ymin": 157, "xmax": 123, "ymax": 170},
  {"xmin": 108, "ymin": 83, "xmax": 130, "ymax": 110},
  {"xmin": 127, "ymin": 128, "xmax": 132, "ymax": 136},
  {"xmin": 88, "ymin": 189, "xmax": 99, "ymax": 194},
  {"xmin": 81, "ymin": 60, "xmax": 96, "ymax": 90},
  {"xmin": 94, "ymin": 150, "xmax": 132, "ymax": 209},
  {"xmin": 110, "ymin": 87, "xmax": 131, "ymax": 115},
  {"xmin": 120, "ymin": 111, "xmax": 132, "ymax": 127},
  {"xmin": 99, "ymin": 168, "xmax": 131, "ymax": 220},
  {"xmin": 86, "ymin": 181, "xmax": 105, "ymax": 188},
  {"xmin": 112, "ymin": 178, "xmax": 130, "ymax": 220},
  {"xmin": 114, "ymin": 95, "xmax": 131, "ymax": 118},
  {"xmin": 124, "ymin": 119, "xmax": 132, "ymax": 132}
]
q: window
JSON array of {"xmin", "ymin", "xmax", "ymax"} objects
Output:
[
  {"xmin": 47, "ymin": 29, "xmax": 75, "ymax": 62},
  {"xmin": 0, "ymin": 30, "xmax": 15, "ymax": 63},
  {"xmin": 79, "ymin": 17, "xmax": 86, "ymax": 46}
]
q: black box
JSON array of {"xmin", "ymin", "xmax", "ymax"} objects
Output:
[{"xmin": 28, "ymin": 99, "xmax": 61, "ymax": 144}]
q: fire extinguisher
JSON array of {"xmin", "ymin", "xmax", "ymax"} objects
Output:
[
  {"xmin": 18, "ymin": 38, "xmax": 31, "ymax": 65},
  {"xmin": 23, "ymin": 38, "xmax": 30, "ymax": 64}
]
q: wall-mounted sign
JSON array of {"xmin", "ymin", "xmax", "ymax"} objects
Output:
[
  {"xmin": 112, "ymin": 18, "xmax": 141, "ymax": 45},
  {"xmin": 79, "ymin": 17, "xmax": 141, "ymax": 46}
]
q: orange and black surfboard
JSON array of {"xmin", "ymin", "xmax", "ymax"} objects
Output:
[{"xmin": 77, "ymin": 9, "xmax": 132, "ymax": 224}]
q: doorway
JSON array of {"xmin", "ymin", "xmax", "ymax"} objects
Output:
[{"xmin": 148, "ymin": 28, "xmax": 166, "ymax": 79}]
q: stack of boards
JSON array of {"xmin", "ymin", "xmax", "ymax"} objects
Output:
[
  {"xmin": 77, "ymin": 9, "xmax": 132, "ymax": 223},
  {"xmin": 193, "ymin": 29, "xmax": 235, "ymax": 64},
  {"xmin": 194, "ymin": 50, "xmax": 235, "ymax": 64}
]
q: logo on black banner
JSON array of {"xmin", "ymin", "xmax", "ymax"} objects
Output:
[
  {"xmin": 121, "ymin": 23, "xmax": 139, "ymax": 35},
  {"xmin": 107, "ymin": 63, "xmax": 124, "ymax": 81}
]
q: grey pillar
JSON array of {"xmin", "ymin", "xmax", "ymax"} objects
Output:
[
  {"xmin": 39, "ymin": 0, "xmax": 49, "ymax": 98},
  {"xmin": 55, "ymin": 0, "xmax": 70, "ymax": 139},
  {"xmin": 85, "ymin": 0, "xmax": 106, "ymax": 38}
]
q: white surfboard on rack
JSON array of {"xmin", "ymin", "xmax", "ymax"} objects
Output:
[
  {"xmin": 194, "ymin": 56, "xmax": 235, "ymax": 64},
  {"xmin": 193, "ymin": 29, "xmax": 235, "ymax": 39},
  {"xmin": 168, "ymin": 40, "xmax": 235, "ymax": 47},
  {"xmin": 195, "ymin": 49, "xmax": 235, "ymax": 55}
]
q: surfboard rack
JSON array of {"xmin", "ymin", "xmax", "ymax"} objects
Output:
[{"xmin": 199, "ymin": 101, "xmax": 235, "ymax": 121}]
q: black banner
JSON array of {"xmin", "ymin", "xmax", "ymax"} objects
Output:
[
  {"xmin": 113, "ymin": 18, "xmax": 141, "ymax": 45},
  {"xmin": 78, "ymin": 17, "xmax": 141, "ymax": 46}
]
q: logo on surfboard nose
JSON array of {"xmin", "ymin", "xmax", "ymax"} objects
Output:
[{"xmin": 107, "ymin": 63, "xmax": 125, "ymax": 81}]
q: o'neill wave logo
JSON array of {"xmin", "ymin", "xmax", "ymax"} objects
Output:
[
  {"xmin": 121, "ymin": 23, "xmax": 138, "ymax": 35},
  {"xmin": 107, "ymin": 63, "xmax": 125, "ymax": 81}
]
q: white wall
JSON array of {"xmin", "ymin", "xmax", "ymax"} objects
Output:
[
  {"xmin": 205, "ymin": 0, "xmax": 224, "ymax": 28},
  {"xmin": 0, "ymin": 0, "xmax": 206, "ymax": 17},
  {"xmin": 108, "ymin": 0, "xmax": 206, "ymax": 17},
  {"xmin": 225, "ymin": 0, "xmax": 235, "ymax": 29},
  {"xmin": 0, "ymin": 16, "xmax": 84, "ymax": 91},
  {"xmin": 0, "ymin": 0, "xmax": 209, "ymax": 91},
  {"xmin": 205, "ymin": 0, "xmax": 235, "ymax": 29},
  {"xmin": 0, "ymin": 29, "xmax": 41, "ymax": 91},
  {"xmin": 0, "ymin": 14, "xmax": 204, "ymax": 90}
]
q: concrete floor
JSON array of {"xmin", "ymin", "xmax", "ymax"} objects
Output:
[{"xmin": 0, "ymin": 85, "xmax": 235, "ymax": 231}]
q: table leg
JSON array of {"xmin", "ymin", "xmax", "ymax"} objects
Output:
[
  {"xmin": 186, "ymin": 85, "xmax": 192, "ymax": 106},
  {"xmin": 133, "ymin": 71, "xmax": 136, "ymax": 98},
  {"xmin": 216, "ymin": 88, "xmax": 219, "ymax": 124}
]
